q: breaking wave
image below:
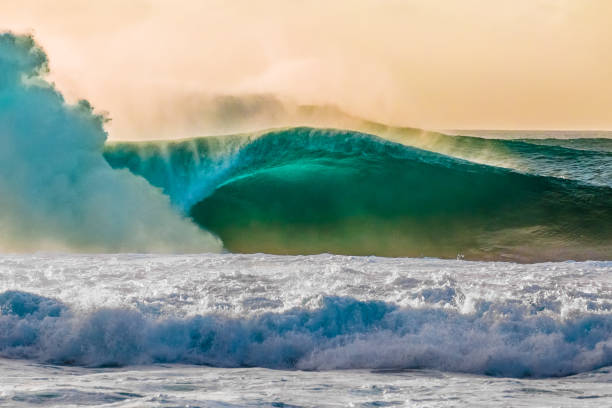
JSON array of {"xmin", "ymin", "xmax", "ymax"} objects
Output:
[
  {"xmin": 1, "ymin": 32, "xmax": 611, "ymax": 259},
  {"xmin": 105, "ymin": 128, "xmax": 612, "ymax": 261},
  {"xmin": 0, "ymin": 33, "xmax": 220, "ymax": 252},
  {"xmin": 1, "ymin": 290, "xmax": 611, "ymax": 378}
]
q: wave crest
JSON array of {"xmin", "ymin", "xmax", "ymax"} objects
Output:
[{"xmin": 1, "ymin": 291, "xmax": 611, "ymax": 378}]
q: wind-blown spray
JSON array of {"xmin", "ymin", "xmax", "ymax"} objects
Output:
[{"xmin": 0, "ymin": 33, "xmax": 221, "ymax": 252}]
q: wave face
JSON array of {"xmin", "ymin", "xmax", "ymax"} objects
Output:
[
  {"xmin": 104, "ymin": 128, "xmax": 612, "ymax": 261},
  {"xmin": 1, "ymin": 254, "xmax": 611, "ymax": 378}
]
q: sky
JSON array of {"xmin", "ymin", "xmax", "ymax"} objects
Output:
[{"xmin": 1, "ymin": 0, "xmax": 611, "ymax": 140}]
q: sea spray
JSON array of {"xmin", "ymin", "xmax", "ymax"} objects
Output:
[{"xmin": 0, "ymin": 33, "xmax": 221, "ymax": 252}]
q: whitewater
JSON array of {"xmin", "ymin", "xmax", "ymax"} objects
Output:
[
  {"xmin": 0, "ymin": 254, "xmax": 612, "ymax": 406},
  {"xmin": 1, "ymin": 254, "xmax": 611, "ymax": 406}
]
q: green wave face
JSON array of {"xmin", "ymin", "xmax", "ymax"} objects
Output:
[{"xmin": 104, "ymin": 128, "xmax": 612, "ymax": 261}]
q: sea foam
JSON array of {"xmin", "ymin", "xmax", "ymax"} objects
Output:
[{"xmin": 1, "ymin": 289, "xmax": 611, "ymax": 377}]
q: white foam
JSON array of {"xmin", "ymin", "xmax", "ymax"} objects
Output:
[
  {"xmin": 0, "ymin": 33, "xmax": 221, "ymax": 252},
  {"xmin": 1, "ymin": 254, "xmax": 610, "ymax": 378}
]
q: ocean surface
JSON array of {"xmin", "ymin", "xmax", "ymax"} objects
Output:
[{"xmin": 1, "ymin": 254, "xmax": 611, "ymax": 407}]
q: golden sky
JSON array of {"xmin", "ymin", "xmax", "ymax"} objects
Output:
[{"xmin": 1, "ymin": 0, "xmax": 611, "ymax": 140}]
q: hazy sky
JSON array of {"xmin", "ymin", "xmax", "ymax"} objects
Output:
[{"xmin": 1, "ymin": 0, "xmax": 611, "ymax": 140}]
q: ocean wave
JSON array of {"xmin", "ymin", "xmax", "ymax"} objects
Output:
[
  {"xmin": 105, "ymin": 128, "xmax": 612, "ymax": 261},
  {"xmin": 1, "ymin": 290, "xmax": 611, "ymax": 378}
]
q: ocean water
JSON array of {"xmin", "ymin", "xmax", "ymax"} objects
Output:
[
  {"xmin": 1, "ymin": 254, "xmax": 611, "ymax": 407},
  {"xmin": 2, "ymin": 32, "xmax": 612, "ymax": 407}
]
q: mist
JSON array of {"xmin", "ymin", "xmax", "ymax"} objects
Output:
[
  {"xmin": 0, "ymin": 0, "xmax": 611, "ymax": 140},
  {"xmin": 0, "ymin": 33, "xmax": 221, "ymax": 252}
]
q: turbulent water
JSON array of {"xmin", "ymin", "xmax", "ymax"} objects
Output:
[
  {"xmin": 1, "ymin": 254, "xmax": 611, "ymax": 406},
  {"xmin": 0, "ymin": 33, "xmax": 220, "ymax": 253},
  {"xmin": 105, "ymin": 128, "xmax": 612, "ymax": 261}
]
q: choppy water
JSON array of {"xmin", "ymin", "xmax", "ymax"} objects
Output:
[
  {"xmin": 1, "ymin": 254, "xmax": 611, "ymax": 407},
  {"xmin": 2, "ymin": 360, "xmax": 611, "ymax": 407}
]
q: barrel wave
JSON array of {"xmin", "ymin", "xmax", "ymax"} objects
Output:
[{"xmin": 104, "ymin": 128, "xmax": 612, "ymax": 261}]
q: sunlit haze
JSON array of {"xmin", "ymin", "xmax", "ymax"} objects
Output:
[{"xmin": 2, "ymin": 0, "xmax": 611, "ymax": 140}]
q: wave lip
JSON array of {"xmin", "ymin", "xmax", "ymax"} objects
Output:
[{"xmin": 1, "ymin": 291, "xmax": 611, "ymax": 378}]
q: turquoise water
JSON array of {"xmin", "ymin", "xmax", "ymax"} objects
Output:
[{"xmin": 105, "ymin": 128, "xmax": 612, "ymax": 261}]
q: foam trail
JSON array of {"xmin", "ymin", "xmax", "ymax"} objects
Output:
[
  {"xmin": 1, "ymin": 291, "xmax": 611, "ymax": 378},
  {"xmin": 0, "ymin": 33, "xmax": 221, "ymax": 252}
]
